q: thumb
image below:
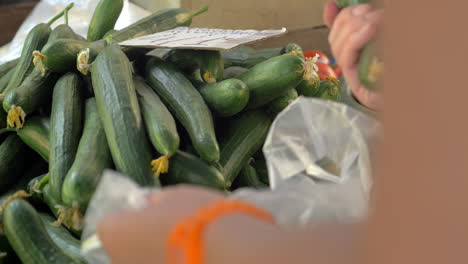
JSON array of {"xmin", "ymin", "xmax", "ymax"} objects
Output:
[{"xmin": 323, "ymin": 2, "xmax": 340, "ymax": 28}]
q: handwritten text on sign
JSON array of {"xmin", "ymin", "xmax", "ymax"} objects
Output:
[{"xmin": 119, "ymin": 27, "xmax": 288, "ymax": 50}]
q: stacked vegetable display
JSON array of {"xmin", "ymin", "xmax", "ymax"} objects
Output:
[{"xmin": 0, "ymin": 1, "xmax": 344, "ymax": 263}]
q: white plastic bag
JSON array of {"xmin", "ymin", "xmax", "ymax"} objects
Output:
[
  {"xmin": 0, "ymin": 0, "xmax": 150, "ymax": 64},
  {"xmin": 80, "ymin": 98, "xmax": 381, "ymax": 263}
]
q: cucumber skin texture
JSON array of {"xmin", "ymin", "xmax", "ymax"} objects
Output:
[
  {"xmin": 223, "ymin": 66, "xmax": 248, "ymax": 80},
  {"xmin": 145, "ymin": 58, "xmax": 220, "ymax": 163},
  {"xmin": 17, "ymin": 116, "xmax": 50, "ymax": 162},
  {"xmin": 3, "ymin": 65, "xmax": 59, "ymax": 114},
  {"xmin": 49, "ymin": 73, "xmax": 84, "ymax": 201},
  {"xmin": 5, "ymin": 24, "xmax": 51, "ymax": 93},
  {"xmin": 281, "ymin": 43, "xmax": 305, "ymax": 58},
  {"xmin": 62, "ymin": 98, "xmax": 113, "ymax": 212},
  {"xmin": 3, "ymin": 199, "xmax": 78, "ymax": 264},
  {"xmin": 135, "ymin": 77, "xmax": 180, "ymax": 156},
  {"xmin": 233, "ymin": 163, "xmax": 267, "ymax": 190},
  {"xmin": 220, "ymin": 110, "xmax": 272, "ymax": 184},
  {"xmin": 0, "ymin": 135, "xmax": 31, "ymax": 193},
  {"xmin": 222, "ymin": 46, "xmax": 282, "ymax": 69},
  {"xmin": 0, "ymin": 58, "xmax": 19, "ymax": 77},
  {"xmin": 91, "ymin": 44, "xmax": 155, "ymax": 187},
  {"xmin": 336, "ymin": 0, "xmax": 369, "ymax": 8},
  {"xmin": 41, "ymin": 39, "xmax": 105, "ymax": 73},
  {"xmin": 162, "ymin": 151, "xmax": 226, "ymax": 190},
  {"xmin": 266, "ymin": 88, "xmax": 299, "ymax": 115},
  {"xmin": 199, "ymin": 79, "xmax": 250, "ymax": 117},
  {"xmin": 111, "ymin": 8, "xmax": 195, "ymax": 43},
  {"xmin": 49, "ymin": 24, "xmax": 86, "ymax": 42},
  {"xmin": 296, "ymin": 79, "xmax": 321, "ymax": 97},
  {"xmin": 87, "ymin": 0, "xmax": 124, "ymax": 41},
  {"xmin": 0, "ymin": 67, "xmax": 15, "ymax": 93},
  {"xmin": 238, "ymin": 54, "xmax": 305, "ymax": 109},
  {"xmin": 167, "ymin": 49, "xmax": 224, "ymax": 83},
  {"xmin": 39, "ymin": 213, "xmax": 86, "ymax": 263}
]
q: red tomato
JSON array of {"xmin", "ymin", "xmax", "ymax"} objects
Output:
[
  {"xmin": 316, "ymin": 62, "xmax": 337, "ymax": 80},
  {"xmin": 333, "ymin": 65, "xmax": 343, "ymax": 78},
  {"xmin": 304, "ymin": 50, "xmax": 330, "ymax": 64}
]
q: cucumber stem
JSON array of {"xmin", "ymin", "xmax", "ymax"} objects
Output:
[
  {"xmin": 190, "ymin": 5, "xmax": 209, "ymax": 17},
  {"xmin": 47, "ymin": 3, "xmax": 74, "ymax": 26},
  {"xmin": 64, "ymin": 5, "xmax": 69, "ymax": 25},
  {"xmin": 32, "ymin": 174, "xmax": 50, "ymax": 193}
]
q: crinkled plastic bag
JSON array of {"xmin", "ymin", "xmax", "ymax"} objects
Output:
[
  {"xmin": 81, "ymin": 98, "xmax": 381, "ymax": 263},
  {"xmin": 0, "ymin": 0, "xmax": 150, "ymax": 64}
]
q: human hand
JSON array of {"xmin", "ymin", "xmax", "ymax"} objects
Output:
[{"xmin": 323, "ymin": 2, "xmax": 383, "ymax": 110}]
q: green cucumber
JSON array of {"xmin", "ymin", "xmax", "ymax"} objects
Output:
[
  {"xmin": 2, "ymin": 64, "xmax": 58, "ymax": 126},
  {"xmin": 316, "ymin": 78, "xmax": 342, "ymax": 101},
  {"xmin": 0, "ymin": 135, "xmax": 31, "ymax": 193},
  {"xmin": 358, "ymin": 40, "xmax": 382, "ymax": 91},
  {"xmin": 3, "ymin": 199, "xmax": 77, "ymax": 264},
  {"xmin": 17, "ymin": 116, "xmax": 50, "ymax": 162},
  {"xmin": 222, "ymin": 46, "xmax": 282, "ymax": 68},
  {"xmin": 145, "ymin": 57, "xmax": 220, "ymax": 163},
  {"xmin": 223, "ymin": 66, "xmax": 248, "ymax": 80},
  {"xmin": 162, "ymin": 151, "xmax": 226, "ymax": 190},
  {"xmin": 49, "ymin": 24, "xmax": 86, "ymax": 42},
  {"xmin": 0, "ymin": 67, "xmax": 15, "ymax": 94},
  {"xmin": 220, "ymin": 110, "xmax": 271, "ymax": 184},
  {"xmin": 111, "ymin": 6, "xmax": 209, "ymax": 43},
  {"xmin": 62, "ymin": 98, "xmax": 113, "ymax": 213},
  {"xmin": 91, "ymin": 44, "xmax": 155, "ymax": 186},
  {"xmin": 281, "ymin": 43, "xmax": 305, "ymax": 58},
  {"xmin": 232, "ymin": 161, "xmax": 267, "ymax": 190},
  {"xmin": 296, "ymin": 78, "xmax": 321, "ymax": 97},
  {"xmin": 238, "ymin": 54, "xmax": 309, "ymax": 109},
  {"xmin": 134, "ymin": 77, "xmax": 179, "ymax": 177},
  {"xmin": 87, "ymin": 0, "xmax": 124, "ymax": 41},
  {"xmin": 266, "ymin": 88, "xmax": 298, "ymax": 115},
  {"xmin": 252, "ymin": 158, "xmax": 269, "ymax": 185},
  {"xmin": 4, "ymin": 4, "xmax": 73, "ymax": 94},
  {"xmin": 0, "ymin": 59, "xmax": 19, "ymax": 77},
  {"xmin": 49, "ymin": 73, "xmax": 84, "ymax": 201},
  {"xmin": 39, "ymin": 213, "xmax": 86, "ymax": 263},
  {"xmin": 199, "ymin": 78, "xmax": 249, "ymax": 117},
  {"xmin": 166, "ymin": 49, "xmax": 224, "ymax": 83},
  {"xmin": 336, "ymin": 0, "xmax": 369, "ymax": 8}
]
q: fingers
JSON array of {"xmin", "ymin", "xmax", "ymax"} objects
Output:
[
  {"xmin": 339, "ymin": 21, "xmax": 378, "ymax": 70},
  {"xmin": 329, "ymin": 4, "xmax": 372, "ymax": 45},
  {"xmin": 323, "ymin": 2, "xmax": 340, "ymax": 28}
]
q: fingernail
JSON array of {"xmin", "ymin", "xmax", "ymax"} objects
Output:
[{"xmin": 352, "ymin": 5, "xmax": 370, "ymax": 16}]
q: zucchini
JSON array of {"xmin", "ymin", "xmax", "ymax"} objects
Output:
[
  {"xmin": 62, "ymin": 98, "xmax": 113, "ymax": 213},
  {"xmin": 166, "ymin": 49, "xmax": 224, "ymax": 83},
  {"xmin": 232, "ymin": 161, "xmax": 267, "ymax": 190},
  {"xmin": 199, "ymin": 78, "xmax": 249, "ymax": 117},
  {"xmin": 220, "ymin": 110, "xmax": 271, "ymax": 184},
  {"xmin": 111, "ymin": 6, "xmax": 209, "ymax": 43},
  {"xmin": 281, "ymin": 43, "xmax": 305, "ymax": 58},
  {"xmin": 316, "ymin": 77, "xmax": 342, "ymax": 101},
  {"xmin": 222, "ymin": 46, "xmax": 282, "ymax": 68},
  {"xmin": 17, "ymin": 116, "xmax": 50, "ymax": 162},
  {"xmin": 3, "ymin": 199, "xmax": 77, "ymax": 264},
  {"xmin": 2, "ymin": 64, "xmax": 58, "ymax": 128},
  {"xmin": 134, "ymin": 77, "xmax": 179, "ymax": 177},
  {"xmin": 358, "ymin": 40, "xmax": 382, "ymax": 91},
  {"xmin": 223, "ymin": 66, "xmax": 248, "ymax": 80},
  {"xmin": 49, "ymin": 24, "xmax": 86, "ymax": 42},
  {"xmin": 266, "ymin": 88, "xmax": 298, "ymax": 115},
  {"xmin": 91, "ymin": 44, "xmax": 155, "ymax": 186},
  {"xmin": 39, "ymin": 213, "xmax": 86, "ymax": 263},
  {"xmin": 0, "ymin": 135, "xmax": 31, "ymax": 193},
  {"xmin": 0, "ymin": 59, "xmax": 19, "ymax": 77},
  {"xmin": 252, "ymin": 158, "xmax": 269, "ymax": 185},
  {"xmin": 4, "ymin": 4, "xmax": 73, "ymax": 94},
  {"xmin": 162, "ymin": 151, "xmax": 226, "ymax": 190},
  {"xmin": 87, "ymin": 0, "xmax": 124, "ymax": 41},
  {"xmin": 145, "ymin": 57, "xmax": 220, "ymax": 163},
  {"xmin": 49, "ymin": 73, "xmax": 84, "ymax": 201},
  {"xmin": 296, "ymin": 78, "xmax": 321, "ymax": 97},
  {"xmin": 0, "ymin": 68, "xmax": 15, "ymax": 94},
  {"xmin": 238, "ymin": 54, "xmax": 314, "ymax": 109}
]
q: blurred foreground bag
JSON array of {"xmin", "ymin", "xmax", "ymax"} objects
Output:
[{"xmin": 81, "ymin": 98, "xmax": 381, "ymax": 263}]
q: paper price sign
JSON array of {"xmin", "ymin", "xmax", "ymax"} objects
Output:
[{"xmin": 119, "ymin": 27, "xmax": 288, "ymax": 50}]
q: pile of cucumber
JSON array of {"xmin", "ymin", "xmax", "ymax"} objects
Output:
[{"xmin": 0, "ymin": 1, "xmax": 342, "ymax": 263}]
